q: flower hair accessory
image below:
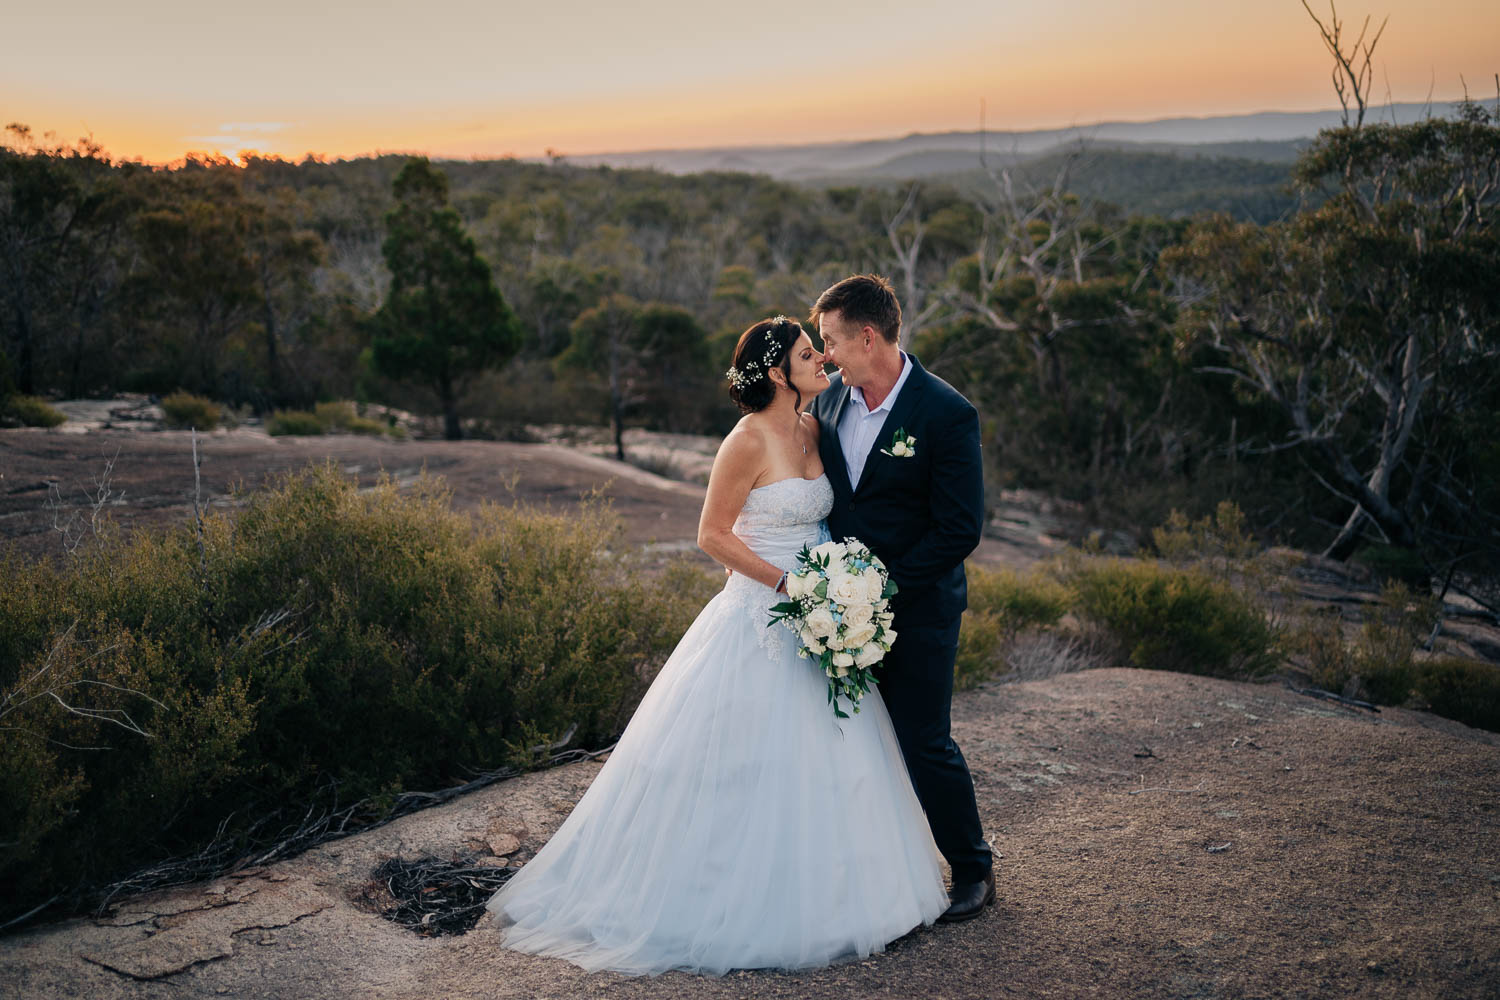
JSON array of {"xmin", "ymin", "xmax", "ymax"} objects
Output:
[{"xmin": 725, "ymin": 318, "xmax": 795, "ymax": 388}]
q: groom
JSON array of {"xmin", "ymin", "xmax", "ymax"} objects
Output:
[{"xmin": 808, "ymin": 274, "xmax": 995, "ymax": 922}]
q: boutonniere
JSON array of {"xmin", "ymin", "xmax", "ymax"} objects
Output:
[{"xmin": 880, "ymin": 427, "xmax": 917, "ymax": 458}]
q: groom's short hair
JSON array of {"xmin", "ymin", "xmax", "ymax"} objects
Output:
[{"xmin": 810, "ymin": 274, "xmax": 902, "ymax": 344}]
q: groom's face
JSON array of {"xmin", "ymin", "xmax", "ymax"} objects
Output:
[{"xmin": 817, "ymin": 310, "xmax": 871, "ymax": 386}]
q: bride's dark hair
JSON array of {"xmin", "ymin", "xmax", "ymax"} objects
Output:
[{"xmin": 726, "ymin": 317, "xmax": 803, "ymax": 415}]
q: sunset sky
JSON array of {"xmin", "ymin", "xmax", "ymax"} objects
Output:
[{"xmin": 4, "ymin": 1, "xmax": 1496, "ymax": 163}]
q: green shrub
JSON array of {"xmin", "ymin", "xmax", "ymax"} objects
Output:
[
  {"xmin": 266, "ymin": 409, "xmax": 325, "ymax": 436},
  {"xmin": 1297, "ymin": 583, "xmax": 1439, "ymax": 705},
  {"xmin": 1151, "ymin": 501, "xmax": 1259, "ymax": 564},
  {"xmin": 1416, "ymin": 657, "xmax": 1500, "ymax": 733},
  {"xmin": 346, "ymin": 415, "xmax": 387, "ymax": 436},
  {"xmin": 159, "ymin": 391, "xmax": 221, "ymax": 431},
  {"xmin": 1298, "ymin": 610, "xmax": 1358, "ymax": 693},
  {"xmin": 313, "ymin": 400, "xmax": 356, "ymax": 429},
  {"xmin": 0, "ymin": 464, "xmax": 708, "ymax": 925},
  {"xmin": 955, "ymin": 566, "xmax": 1073, "ymax": 689},
  {"xmin": 968, "ymin": 565, "xmax": 1073, "ymax": 630},
  {"xmin": 1355, "ymin": 583, "xmax": 1439, "ymax": 704},
  {"xmin": 1352, "ymin": 544, "xmax": 1431, "ymax": 589},
  {"xmin": 5, "ymin": 394, "xmax": 66, "ymax": 427},
  {"xmin": 1065, "ymin": 558, "xmax": 1280, "ymax": 677}
]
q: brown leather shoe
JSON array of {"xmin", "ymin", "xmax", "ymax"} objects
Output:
[{"xmin": 938, "ymin": 870, "xmax": 995, "ymax": 923}]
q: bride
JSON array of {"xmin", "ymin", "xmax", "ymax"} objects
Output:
[{"xmin": 486, "ymin": 316, "xmax": 948, "ymax": 975}]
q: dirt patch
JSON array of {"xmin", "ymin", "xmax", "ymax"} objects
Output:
[
  {"xmin": 0, "ymin": 425, "xmax": 1027, "ymax": 569},
  {"xmin": 2, "ymin": 668, "xmax": 1495, "ymax": 999}
]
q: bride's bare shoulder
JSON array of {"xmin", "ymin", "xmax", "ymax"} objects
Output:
[{"xmin": 715, "ymin": 417, "xmax": 769, "ymax": 464}]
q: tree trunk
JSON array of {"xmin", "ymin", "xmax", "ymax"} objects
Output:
[
  {"xmin": 609, "ymin": 324, "xmax": 625, "ymax": 461},
  {"xmin": 612, "ymin": 395, "xmax": 625, "ymax": 462},
  {"xmin": 11, "ymin": 292, "xmax": 35, "ymax": 395},
  {"xmin": 440, "ymin": 373, "xmax": 461, "ymax": 440},
  {"xmin": 263, "ymin": 295, "xmax": 280, "ymax": 405},
  {"xmin": 1323, "ymin": 507, "xmax": 1366, "ymax": 561}
]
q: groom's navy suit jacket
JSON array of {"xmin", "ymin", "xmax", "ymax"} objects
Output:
[{"xmin": 810, "ymin": 356, "xmax": 985, "ymax": 627}]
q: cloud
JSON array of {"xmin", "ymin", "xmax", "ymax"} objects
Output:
[{"xmin": 217, "ymin": 122, "xmax": 289, "ymax": 133}]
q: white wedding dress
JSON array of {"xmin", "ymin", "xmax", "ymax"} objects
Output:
[{"xmin": 486, "ymin": 473, "xmax": 948, "ymax": 975}]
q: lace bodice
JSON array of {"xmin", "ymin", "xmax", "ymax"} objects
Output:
[
  {"xmin": 733, "ymin": 474, "xmax": 834, "ymax": 547},
  {"xmin": 720, "ymin": 474, "xmax": 833, "ymax": 661}
]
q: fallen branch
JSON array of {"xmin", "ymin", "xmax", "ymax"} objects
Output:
[
  {"xmin": 76, "ymin": 741, "xmax": 617, "ymax": 929},
  {"xmin": 1287, "ymin": 684, "xmax": 1380, "ymax": 713}
]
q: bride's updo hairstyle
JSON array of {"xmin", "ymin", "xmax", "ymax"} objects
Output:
[{"xmin": 725, "ymin": 316, "xmax": 803, "ymax": 415}]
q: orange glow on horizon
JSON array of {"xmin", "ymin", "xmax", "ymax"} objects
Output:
[{"xmin": 6, "ymin": 1, "xmax": 1497, "ymax": 166}]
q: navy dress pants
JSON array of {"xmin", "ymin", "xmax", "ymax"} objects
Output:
[{"xmin": 876, "ymin": 617, "xmax": 992, "ymax": 885}]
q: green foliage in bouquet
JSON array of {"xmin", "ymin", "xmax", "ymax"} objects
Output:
[{"xmin": 768, "ymin": 540, "xmax": 898, "ymax": 718}]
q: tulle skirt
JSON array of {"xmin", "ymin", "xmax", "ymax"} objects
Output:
[{"xmin": 485, "ymin": 575, "xmax": 949, "ymax": 976}]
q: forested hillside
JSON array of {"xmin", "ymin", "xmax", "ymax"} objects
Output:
[{"xmin": 3, "ymin": 97, "xmax": 1497, "ymax": 606}]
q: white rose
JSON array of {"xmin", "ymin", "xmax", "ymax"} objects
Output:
[
  {"xmin": 832, "ymin": 651, "xmax": 854, "ymax": 668},
  {"xmin": 855, "ymin": 642, "xmax": 885, "ymax": 668},
  {"xmin": 810, "ymin": 540, "xmax": 847, "ymax": 564},
  {"xmin": 826, "ymin": 571, "xmax": 866, "ymax": 607},
  {"xmin": 842, "ymin": 602, "xmax": 874, "ymax": 628},
  {"xmin": 785, "ymin": 571, "xmax": 812, "ymax": 600},
  {"xmin": 804, "ymin": 607, "xmax": 837, "ymax": 639},
  {"xmin": 826, "ymin": 631, "xmax": 847, "ymax": 651},
  {"xmin": 860, "ymin": 566, "xmax": 887, "ymax": 602},
  {"xmin": 892, "ymin": 441, "xmax": 910, "ymax": 457},
  {"xmin": 835, "ymin": 663, "xmax": 850, "ymax": 678},
  {"xmin": 882, "ymin": 627, "xmax": 898, "ymax": 648},
  {"xmin": 843, "ymin": 620, "xmax": 878, "ymax": 649},
  {"xmin": 800, "ymin": 628, "xmax": 826, "ymax": 654}
]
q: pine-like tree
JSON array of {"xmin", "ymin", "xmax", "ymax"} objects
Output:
[{"xmin": 372, "ymin": 158, "xmax": 520, "ymax": 439}]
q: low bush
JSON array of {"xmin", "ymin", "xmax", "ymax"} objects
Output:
[
  {"xmin": 1353, "ymin": 544, "xmax": 1432, "ymax": 589},
  {"xmin": 1063, "ymin": 558, "xmax": 1281, "ymax": 677},
  {"xmin": 4, "ymin": 394, "xmax": 66, "ymax": 427},
  {"xmin": 955, "ymin": 566, "xmax": 1073, "ymax": 689},
  {"xmin": 1297, "ymin": 583, "xmax": 1439, "ymax": 705},
  {"xmin": 346, "ymin": 416, "xmax": 388, "ymax": 436},
  {"xmin": 1416, "ymin": 657, "xmax": 1500, "ymax": 733},
  {"xmin": 313, "ymin": 400, "xmax": 356, "ymax": 429},
  {"xmin": 266, "ymin": 409, "xmax": 325, "ymax": 436},
  {"xmin": 1151, "ymin": 501, "xmax": 1260, "ymax": 565},
  {"xmin": 160, "ymin": 391, "xmax": 221, "ymax": 431},
  {"xmin": 0, "ymin": 463, "xmax": 712, "ymax": 927}
]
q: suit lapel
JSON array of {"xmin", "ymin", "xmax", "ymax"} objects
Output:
[
  {"xmin": 818, "ymin": 381, "xmax": 855, "ymax": 496},
  {"xmin": 854, "ymin": 359, "xmax": 929, "ymax": 496}
]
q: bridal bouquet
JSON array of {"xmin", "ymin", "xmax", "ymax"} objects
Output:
[{"xmin": 768, "ymin": 539, "xmax": 898, "ymax": 718}]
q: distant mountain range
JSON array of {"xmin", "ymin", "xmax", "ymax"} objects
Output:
[{"xmin": 565, "ymin": 102, "xmax": 1468, "ymax": 183}]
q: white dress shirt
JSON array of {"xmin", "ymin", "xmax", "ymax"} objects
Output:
[{"xmin": 838, "ymin": 353, "xmax": 914, "ymax": 490}]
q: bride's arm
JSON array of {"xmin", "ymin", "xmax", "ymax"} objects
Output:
[{"xmin": 697, "ymin": 429, "xmax": 788, "ymax": 591}]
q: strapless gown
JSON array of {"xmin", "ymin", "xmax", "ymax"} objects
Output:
[{"xmin": 485, "ymin": 474, "xmax": 947, "ymax": 975}]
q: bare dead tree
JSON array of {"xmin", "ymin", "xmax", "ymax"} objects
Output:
[
  {"xmin": 962, "ymin": 144, "xmax": 1128, "ymax": 398},
  {"xmin": 0, "ymin": 620, "xmax": 165, "ymax": 750},
  {"xmin": 45, "ymin": 446, "xmax": 123, "ymax": 555},
  {"xmin": 1300, "ymin": 0, "xmax": 1388, "ymax": 129},
  {"xmin": 883, "ymin": 183, "xmax": 942, "ymax": 347}
]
